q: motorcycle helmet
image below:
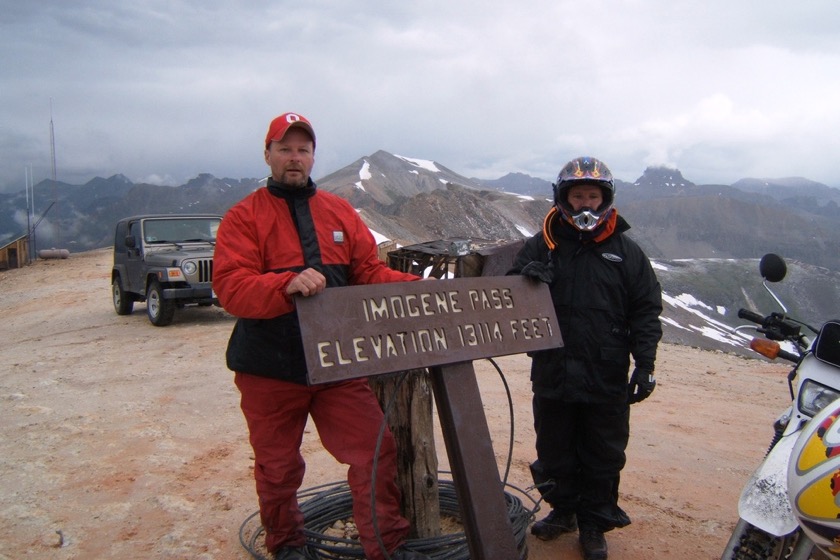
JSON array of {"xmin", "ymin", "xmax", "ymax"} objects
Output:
[
  {"xmin": 788, "ymin": 398, "xmax": 840, "ymax": 558},
  {"xmin": 553, "ymin": 156, "xmax": 616, "ymax": 232}
]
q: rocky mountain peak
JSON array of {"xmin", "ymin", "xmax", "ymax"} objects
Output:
[{"xmin": 634, "ymin": 165, "xmax": 695, "ymax": 189}]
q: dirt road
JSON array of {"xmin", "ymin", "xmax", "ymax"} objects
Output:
[{"xmin": 0, "ymin": 248, "xmax": 790, "ymax": 559}]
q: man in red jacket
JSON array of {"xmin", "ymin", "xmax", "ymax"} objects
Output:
[{"xmin": 213, "ymin": 113, "xmax": 428, "ymax": 560}]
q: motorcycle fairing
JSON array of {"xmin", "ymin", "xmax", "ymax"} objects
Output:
[{"xmin": 738, "ymin": 433, "xmax": 799, "ymax": 536}]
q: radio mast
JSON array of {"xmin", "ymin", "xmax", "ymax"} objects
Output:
[
  {"xmin": 49, "ymin": 98, "xmax": 57, "ymax": 182},
  {"xmin": 45, "ymin": 97, "xmax": 64, "ymax": 253}
]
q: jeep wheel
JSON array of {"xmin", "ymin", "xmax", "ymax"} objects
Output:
[
  {"xmin": 146, "ymin": 280, "xmax": 175, "ymax": 326},
  {"xmin": 112, "ymin": 277, "xmax": 134, "ymax": 315}
]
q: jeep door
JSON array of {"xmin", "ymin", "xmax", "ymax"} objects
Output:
[{"xmin": 124, "ymin": 219, "xmax": 145, "ymax": 295}]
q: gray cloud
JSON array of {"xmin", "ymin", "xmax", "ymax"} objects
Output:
[{"xmin": 2, "ymin": 0, "xmax": 839, "ymax": 193}]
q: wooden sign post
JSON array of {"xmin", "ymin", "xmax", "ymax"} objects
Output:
[{"xmin": 296, "ymin": 276, "xmax": 562, "ymax": 560}]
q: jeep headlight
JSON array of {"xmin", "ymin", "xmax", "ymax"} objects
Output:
[
  {"xmin": 798, "ymin": 379, "xmax": 840, "ymax": 417},
  {"xmin": 182, "ymin": 261, "xmax": 197, "ymax": 275}
]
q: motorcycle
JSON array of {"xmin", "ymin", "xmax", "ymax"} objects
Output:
[{"xmin": 721, "ymin": 254, "xmax": 840, "ymax": 560}]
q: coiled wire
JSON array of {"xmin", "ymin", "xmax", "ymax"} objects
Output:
[{"xmin": 239, "ymin": 358, "xmax": 543, "ymax": 559}]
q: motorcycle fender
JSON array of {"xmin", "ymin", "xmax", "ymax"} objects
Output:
[{"xmin": 737, "ymin": 433, "xmax": 799, "ymax": 537}]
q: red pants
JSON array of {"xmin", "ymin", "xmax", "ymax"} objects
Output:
[{"xmin": 235, "ymin": 373, "xmax": 410, "ymax": 559}]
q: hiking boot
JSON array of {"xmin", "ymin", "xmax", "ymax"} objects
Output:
[
  {"xmin": 391, "ymin": 546, "xmax": 432, "ymax": 560},
  {"xmin": 273, "ymin": 546, "xmax": 306, "ymax": 560},
  {"xmin": 530, "ymin": 509, "xmax": 577, "ymax": 541},
  {"xmin": 579, "ymin": 529, "xmax": 608, "ymax": 560}
]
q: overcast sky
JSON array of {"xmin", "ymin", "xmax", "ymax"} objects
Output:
[{"xmin": 2, "ymin": 1, "xmax": 839, "ymax": 193}]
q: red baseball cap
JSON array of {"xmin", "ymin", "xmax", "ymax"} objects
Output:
[{"xmin": 265, "ymin": 112, "xmax": 316, "ymax": 149}]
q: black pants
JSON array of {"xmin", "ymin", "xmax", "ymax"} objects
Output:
[{"xmin": 532, "ymin": 396, "xmax": 631, "ymax": 532}]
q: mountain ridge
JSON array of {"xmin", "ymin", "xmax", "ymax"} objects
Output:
[
  {"xmin": 3, "ymin": 153, "xmax": 840, "ymax": 357},
  {"xmin": 2, "ymin": 151, "xmax": 839, "ymax": 270}
]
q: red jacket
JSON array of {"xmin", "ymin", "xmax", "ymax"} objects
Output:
[{"xmin": 213, "ymin": 180, "xmax": 419, "ymax": 383}]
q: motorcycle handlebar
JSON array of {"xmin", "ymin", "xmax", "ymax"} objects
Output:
[
  {"xmin": 777, "ymin": 348, "xmax": 801, "ymax": 363},
  {"xmin": 738, "ymin": 308, "xmax": 765, "ymax": 325}
]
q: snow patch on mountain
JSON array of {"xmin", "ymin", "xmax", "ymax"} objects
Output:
[{"xmin": 395, "ymin": 155, "xmax": 440, "ymax": 173}]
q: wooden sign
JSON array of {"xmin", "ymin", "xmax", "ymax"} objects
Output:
[{"xmin": 297, "ymin": 275, "xmax": 562, "ymax": 384}]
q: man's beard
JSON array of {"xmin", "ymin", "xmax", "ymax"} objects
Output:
[{"xmin": 279, "ymin": 170, "xmax": 309, "ymax": 188}]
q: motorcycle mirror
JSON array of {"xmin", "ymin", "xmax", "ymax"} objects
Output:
[{"xmin": 759, "ymin": 253, "xmax": 787, "ymax": 283}]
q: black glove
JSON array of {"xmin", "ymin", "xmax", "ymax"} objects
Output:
[
  {"xmin": 520, "ymin": 261, "xmax": 554, "ymax": 283},
  {"xmin": 628, "ymin": 368, "xmax": 656, "ymax": 404}
]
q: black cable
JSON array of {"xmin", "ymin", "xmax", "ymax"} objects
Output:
[
  {"xmin": 239, "ymin": 359, "xmax": 540, "ymax": 559},
  {"xmin": 240, "ymin": 478, "xmax": 534, "ymax": 560},
  {"xmin": 486, "ymin": 357, "xmax": 516, "ymax": 485}
]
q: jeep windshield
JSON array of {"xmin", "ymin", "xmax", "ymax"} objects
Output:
[{"xmin": 143, "ymin": 217, "xmax": 221, "ymax": 245}]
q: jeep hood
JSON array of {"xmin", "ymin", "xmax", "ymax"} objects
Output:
[{"xmin": 144, "ymin": 246, "xmax": 216, "ymax": 264}]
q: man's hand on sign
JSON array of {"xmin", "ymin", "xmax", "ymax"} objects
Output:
[{"xmin": 287, "ymin": 268, "xmax": 327, "ymax": 297}]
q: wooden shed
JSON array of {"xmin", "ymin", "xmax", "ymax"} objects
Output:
[
  {"xmin": 0, "ymin": 235, "xmax": 30, "ymax": 271},
  {"xmin": 386, "ymin": 237, "xmax": 525, "ymax": 279}
]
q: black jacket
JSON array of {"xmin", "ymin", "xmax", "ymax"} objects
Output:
[{"xmin": 508, "ymin": 211, "xmax": 662, "ymax": 403}]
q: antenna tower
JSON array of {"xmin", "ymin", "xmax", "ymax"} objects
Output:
[
  {"xmin": 49, "ymin": 98, "xmax": 57, "ymax": 181},
  {"xmin": 48, "ymin": 98, "xmax": 62, "ymax": 249}
]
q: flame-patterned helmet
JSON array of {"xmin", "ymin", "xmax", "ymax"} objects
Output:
[
  {"xmin": 788, "ymin": 399, "xmax": 840, "ymax": 558},
  {"xmin": 553, "ymin": 156, "xmax": 615, "ymax": 231}
]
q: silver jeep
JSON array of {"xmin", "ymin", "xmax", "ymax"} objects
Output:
[{"xmin": 111, "ymin": 214, "xmax": 222, "ymax": 326}]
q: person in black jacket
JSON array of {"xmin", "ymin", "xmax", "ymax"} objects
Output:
[{"xmin": 508, "ymin": 156, "xmax": 662, "ymax": 560}]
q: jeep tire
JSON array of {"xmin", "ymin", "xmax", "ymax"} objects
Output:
[
  {"xmin": 146, "ymin": 280, "xmax": 176, "ymax": 326},
  {"xmin": 112, "ymin": 276, "xmax": 134, "ymax": 316}
]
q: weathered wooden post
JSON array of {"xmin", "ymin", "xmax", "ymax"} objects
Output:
[
  {"xmin": 368, "ymin": 239, "xmax": 526, "ymax": 538},
  {"xmin": 296, "ymin": 275, "xmax": 561, "ymax": 560},
  {"xmin": 369, "ymin": 369, "xmax": 440, "ymax": 538}
]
